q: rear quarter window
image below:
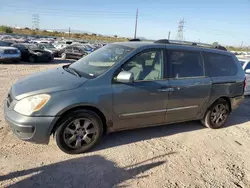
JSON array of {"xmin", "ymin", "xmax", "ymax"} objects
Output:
[
  {"xmin": 203, "ymin": 52, "xmax": 238, "ymax": 77},
  {"xmin": 244, "ymin": 62, "xmax": 250, "ymax": 71}
]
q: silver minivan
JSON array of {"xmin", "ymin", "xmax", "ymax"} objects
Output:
[{"xmin": 4, "ymin": 40, "xmax": 245, "ymax": 154}]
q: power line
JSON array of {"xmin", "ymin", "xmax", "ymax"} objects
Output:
[
  {"xmin": 3, "ymin": 5, "xmax": 135, "ymax": 16},
  {"xmin": 176, "ymin": 19, "xmax": 185, "ymax": 41}
]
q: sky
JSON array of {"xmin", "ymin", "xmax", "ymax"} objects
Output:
[{"xmin": 0, "ymin": 0, "xmax": 249, "ymax": 46}]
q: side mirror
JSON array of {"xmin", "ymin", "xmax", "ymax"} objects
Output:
[
  {"xmin": 245, "ymin": 69, "xmax": 250, "ymax": 74},
  {"xmin": 116, "ymin": 71, "xmax": 134, "ymax": 83}
]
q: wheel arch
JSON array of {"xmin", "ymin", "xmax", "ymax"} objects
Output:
[
  {"xmin": 50, "ymin": 105, "xmax": 108, "ymax": 136},
  {"xmin": 218, "ymin": 96, "xmax": 232, "ymax": 112},
  {"xmin": 208, "ymin": 96, "xmax": 232, "ymax": 112}
]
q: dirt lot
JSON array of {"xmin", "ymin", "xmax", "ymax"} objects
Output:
[{"xmin": 0, "ymin": 60, "xmax": 250, "ymax": 188}]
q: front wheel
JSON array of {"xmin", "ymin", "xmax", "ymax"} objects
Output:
[
  {"xmin": 29, "ymin": 56, "xmax": 36, "ymax": 63},
  {"xmin": 201, "ymin": 99, "xmax": 230, "ymax": 129},
  {"xmin": 61, "ymin": 53, "xmax": 66, "ymax": 59},
  {"xmin": 55, "ymin": 110, "xmax": 103, "ymax": 154}
]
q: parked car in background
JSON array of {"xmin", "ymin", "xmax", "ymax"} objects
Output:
[
  {"xmin": 0, "ymin": 46, "xmax": 21, "ymax": 63},
  {"xmin": 60, "ymin": 46, "xmax": 88, "ymax": 59},
  {"xmin": 4, "ymin": 40, "xmax": 245, "ymax": 154},
  {"xmin": 54, "ymin": 40, "xmax": 73, "ymax": 49},
  {"xmin": 238, "ymin": 57, "xmax": 250, "ymax": 95},
  {"xmin": 38, "ymin": 43, "xmax": 60, "ymax": 57},
  {"xmin": 71, "ymin": 44, "xmax": 94, "ymax": 54},
  {"xmin": 12, "ymin": 43, "xmax": 54, "ymax": 63},
  {"xmin": 32, "ymin": 40, "xmax": 52, "ymax": 44},
  {"xmin": 0, "ymin": 40, "xmax": 15, "ymax": 47}
]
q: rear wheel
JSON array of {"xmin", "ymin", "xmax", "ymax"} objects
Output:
[
  {"xmin": 201, "ymin": 99, "xmax": 230, "ymax": 129},
  {"xmin": 55, "ymin": 110, "xmax": 103, "ymax": 154}
]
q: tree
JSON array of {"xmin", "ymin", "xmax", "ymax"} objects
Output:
[
  {"xmin": 73, "ymin": 33, "xmax": 81, "ymax": 38},
  {"xmin": 114, "ymin": 35, "xmax": 118, "ymax": 38},
  {"xmin": 0, "ymin": 26, "xmax": 13, "ymax": 33}
]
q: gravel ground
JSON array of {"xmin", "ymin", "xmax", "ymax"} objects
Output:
[{"xmin": 0, "ymin": 60, "xmax": 250, "ymax": 188}]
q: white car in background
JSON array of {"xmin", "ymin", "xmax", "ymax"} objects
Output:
[
  {"xmin": 53, "ymin": 40, "xmax": 73, "ymax": 49},
  {"xmin": 238, "ymin": 57, "xmax": 250, "ymax": 95}
]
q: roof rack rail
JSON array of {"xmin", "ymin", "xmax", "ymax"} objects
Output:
[
  {"xmin": 153, "ymin": 39, "xmax": 169, "ymax": 44},
  {"xmin": 154, "ymin": 39, "xmax": 227, "ymax": 51},
  {"xmin": 129, "ymin": 38, "xmax": 141, "ymax": 41}
]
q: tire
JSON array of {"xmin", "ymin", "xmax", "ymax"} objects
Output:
[
  {"xmin": 55, "ymin": 110, "xmax": 103, "ymax": 154},
  {"xmin": 61, "ymin": 53, "xmax": 66, "ymax": 59},
  {"xmin": 13, "ymin": 59, "xmax": 20, "ymax": 64},
  {"xmin": 48, "ymin": 56, "xmax": 54, "ymax": 62},
  {"xmin": 201, "ymin": 99, "xmax": 230, "ymax": 129},
  {"xmin": 29, "ymin": 56, "xmax": 36, "ymax": 63}
]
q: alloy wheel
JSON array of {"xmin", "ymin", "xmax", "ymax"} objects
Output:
[
  {"xmin": 63, "ymin": 118, "xmax": 98, "ymax": 149},
  {"xmin": 210, "ymin": 104, "xmax": 228, "ymax": 126},
  {"xmin": 61, "ymin": 53, "xmax": 66, "ymax": 59}
]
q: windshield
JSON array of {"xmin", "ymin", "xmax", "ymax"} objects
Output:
[
  {"xmin": 42, "ymin": 43, "xmax": 55, "ymax": 49},
  {"xmin": 24, "ymin": 44, "xmax": 41, "ymax": 50},
  {"xmin": 85, "ymin": 45, "xmax": 93, "ymax": 50},
  {"xmin": 69, "ymin": 44, "xmax": 133, "ymax": 78},
  {"xmin": 74, "ymin": 45, "xmax": 87, "ymax": 51}
]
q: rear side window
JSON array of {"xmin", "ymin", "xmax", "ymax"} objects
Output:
[
  {"xmin": 203, "ymin": 52, "xmax": 237, "ymax": 77},
  {"xmin": 168, "ymin": 51, "xmax": 204, "ymax": 78},
  {"xmin": 66, "ymin": 47, "xmax": 73, "ymax": 51},
  {"xmin": 73, "ymin": 47, "xmax": 81, "ymax": 52}
]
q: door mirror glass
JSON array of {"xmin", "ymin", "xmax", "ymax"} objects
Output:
[
  {"xmin": 245, "ymin": 69, "xmax": 250, "ymax": 74},
  {"xmin": 117, "ymin": 71, "xmax": 134, "ymax": 83}
]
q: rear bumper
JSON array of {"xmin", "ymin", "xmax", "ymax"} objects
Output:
[
  {"xmin": 230, "ymin": 96, "xmax": 245, "ymax": 111},
  {"xmin": 4, "ymin": 100, "xmax": 59, "ymax": 144},
  {"xmin": 0, "ymin": 57, "xmax": 20, "ymax": 62}
]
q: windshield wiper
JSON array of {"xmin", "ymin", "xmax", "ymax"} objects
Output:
[{"xmin": 63, "ymin": 66, "xmax": 81, "ymax": 77}]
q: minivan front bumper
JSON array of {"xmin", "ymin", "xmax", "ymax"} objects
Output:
[{"xmin": 4, "ymin": 100, "xmax": 59, "ymax": 144}]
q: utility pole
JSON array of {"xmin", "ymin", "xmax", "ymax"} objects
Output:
[
  {"xmin": 176, "ymin": 18, "xmax": 185, "ymax": 41},
  {"xmin": 168, "ymin": 31, "xmax": 171, "ymax": 40},
  {"xmin": 32, "ymin": 14, "xmax": 40, "ymax": 30},
  {"xmin": 134, "ymin": 8, "xmax": 138, "ymax": 39},
  {"xmin": 69, "ymin": 27, "xmax": 71, "ymax": 38},
  {"xmin": 241, "ymin": 41, "xmax": 243, "ymax": 48}
]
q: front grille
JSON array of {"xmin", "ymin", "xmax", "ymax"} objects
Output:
[{"xmin": 4, "ymin": 49, "xmax": 18, "ymax": 54}]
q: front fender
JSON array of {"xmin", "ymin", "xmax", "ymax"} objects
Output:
[{"xmin": 32, "ymin": 86, "xmax": 113, "ymax": 122}]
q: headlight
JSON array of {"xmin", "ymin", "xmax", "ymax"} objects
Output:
[
  {"xmin": 35, "ymin": 52, "xmax": 43, "ymax": 56},
  {"xmin": 14, "ymin": 94, "xmax": 51, "ymax": 116}
]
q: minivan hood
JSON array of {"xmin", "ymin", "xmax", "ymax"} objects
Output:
[{"xmin": 12, "ymin": 66, "xmax": 87, "ymax": 100}]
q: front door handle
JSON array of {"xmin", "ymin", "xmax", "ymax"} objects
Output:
[{"xmin": 157, "ymin": 88, "xmax": 174, "ymax": 92}]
